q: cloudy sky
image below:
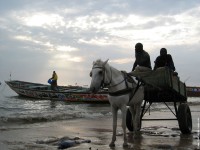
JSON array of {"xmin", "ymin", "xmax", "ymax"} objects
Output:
[{"xmin": 0, "ymin": 0, "xmax": 200, "ymax": 87}]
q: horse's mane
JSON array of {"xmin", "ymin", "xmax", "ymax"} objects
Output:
[{"xmin": 93, "ymin": 59, "xmax": 105, "ymax": 67}]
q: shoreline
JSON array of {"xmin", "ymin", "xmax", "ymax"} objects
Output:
[{"xmin": 0, "ymin": 106, "xmax": 200, "ymax": 150}]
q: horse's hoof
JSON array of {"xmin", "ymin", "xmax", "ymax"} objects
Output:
[
  {"xmin": 123, "ymin": 143, "xmax": 128, "ymax": 148},
  {"xmin": 134, "ymin": 131, "xmax": 141, "ymax": 139},
  {"xmin": 109, "ymin": 142, "xmax": 115, "ymax": 147}
]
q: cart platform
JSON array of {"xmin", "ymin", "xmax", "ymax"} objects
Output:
[
  {"xmin": 130, "ymin": 67, "xmax": 187, "ymax": 102},
  {"xmin": 127, "ymin": 67, "xmax": 192, "ymax": 134}
]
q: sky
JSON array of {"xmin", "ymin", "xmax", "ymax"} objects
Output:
[{"xmin": 0, "ymin": 0, "xmax": 200, "ymax": 87}]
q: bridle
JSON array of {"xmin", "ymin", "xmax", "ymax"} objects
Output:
[
  {"xmin": 92, "ymin": 66, "xmax": 111, "ymax": 88},
  {"xmin": 92, "ymin": 65, "xmax": 126, "ymax": 89},
  {"xmin": 92, "ymin": 64, "xmax": 142, "ymax": 99}
]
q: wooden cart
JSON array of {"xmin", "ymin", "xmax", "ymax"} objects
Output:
[{"xmin": 126, "ymin": 67, "xmax": 192, "ymax": 134}]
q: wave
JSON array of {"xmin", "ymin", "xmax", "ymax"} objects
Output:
[
  {"xmin": 0, "ymin": 106, "xmax": 27, "ymax": 111},
  {"xmin": 0, "ymin": 94, "xmax": 199, "ymax": 126},
  {"xmin": 0, "ymin": 110, "xmax": 112, "ymax": 125}
]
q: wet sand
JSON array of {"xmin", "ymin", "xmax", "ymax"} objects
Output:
[{"xmin": 0, "ymin": 105, "xmax": 200, "ymax": 150}]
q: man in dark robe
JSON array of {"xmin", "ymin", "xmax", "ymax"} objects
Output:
[{"xmin": 154, "ymin": 48, "xmax": 175, "ymax": 71}]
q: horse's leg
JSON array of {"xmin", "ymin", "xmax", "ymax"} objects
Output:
[
  {"xmin": 129, "ymin": 106, "xmax": 135, "ymax": 131},
  {"xmin": 121, "ymin": 105, "xmax": 128, "ymax": 147},
  {"xmin": 109, "ymin": 106, "xmax": 118, "ymax": 147}
]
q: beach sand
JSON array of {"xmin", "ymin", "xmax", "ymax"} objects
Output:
[{"xmin": 0, "ymin": 105, "xmax": 199, "ymax": 150}]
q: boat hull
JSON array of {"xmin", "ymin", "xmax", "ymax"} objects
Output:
[
  {"xmin": 186, "ymin": 86, "xmax": 200, "ymax": 97},
  {"xmin": 5, "ymin": 80, "xmax": 109, "ymax": 103}
]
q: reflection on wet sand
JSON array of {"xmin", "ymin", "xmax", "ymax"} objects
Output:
[{"xmin": 0, "ymin": 104, "xmax": 199, "ymax": 149}]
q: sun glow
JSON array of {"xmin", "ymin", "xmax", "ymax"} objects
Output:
[
  {"xmin": 111, "ymin": 58, "xmax": 133, "ymax": 64},
  {"xmin": 56, "ymin": 46, "xmax": 78, "ymax": 52},
  {"xmin": 15, "ymin": 35, "xmax": 42, "ymax": 44},
  {"xmin": 23, "ymin": 13, "xmax": 65, "ymax": 27},
  {"xmin": 53, "ymin": 54, "xmax": 83, "ymax": 63}
]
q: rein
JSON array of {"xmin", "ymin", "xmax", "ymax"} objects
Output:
[
  {"xmin": 92, "ymin": 65, "xmax": 142, "ymax": 99},
  {"xmin": 108, "ymin": 72, "xmax": 142, "ymax": 99}
]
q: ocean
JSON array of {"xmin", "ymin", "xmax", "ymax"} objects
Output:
[
  {"xmin": 0, "ymin": 82, "xmax": 112, "ymax": 126},
  {"xmin": 0, "ymin": 81, "xmax": 200, "ymax": 126}
]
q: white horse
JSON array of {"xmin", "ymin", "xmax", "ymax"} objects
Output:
[{"xmin": 89, "ymin": 59, "xmax": 144, "ymax": 147}]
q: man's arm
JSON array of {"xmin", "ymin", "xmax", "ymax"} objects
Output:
[
  {"xmin": 168, "ymin": 55, "xmax": 175, "ymax": 71},
  {"xmin": 142, "ymin": 52, "xmax": 152, "ymax": 69},
  {"xmin": 132, "ymin": 61, "xmax": 137, "ymax": 71},
  {"xmin": 153, "ymin": 57, "xmax": 158, "ymax": 70}
]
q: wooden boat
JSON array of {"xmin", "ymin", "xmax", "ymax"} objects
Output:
[
  {"xmin": 5, "ymin": 80, "xmax": 109, "ymax": 103},
  {"xmin": 186, "ymin": 86, "xmax": 200, "ymax": 97}
]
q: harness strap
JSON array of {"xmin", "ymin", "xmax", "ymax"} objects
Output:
[
  {"xmin": 109, "ymin": 88, "xmax": 133, "ymax": 96},
  {"xmin": 108, "ymin": 71, "xmax": 132, "ymax": 96},
  {"xmin": 129, "ymin": 81, "xmax": 142, "ymax": 102}
]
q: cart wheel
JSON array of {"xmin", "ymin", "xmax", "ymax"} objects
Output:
[
  {"xmin": 126, "ymin": 108, "xmax": 141, "ymax": 132},
  {"xmin": 177, "ymin": 103, "xmax": 192, "ymax": 134}
]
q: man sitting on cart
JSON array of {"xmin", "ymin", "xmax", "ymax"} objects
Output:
[
  {"xmin": 154, "ymin": 48, "xmax": 175, "ymax": 72},
  {"xmin": 129, "ymin": 43, "xmax": 152, "ymax": 78},
  {"xmin": 132, "ymin": 42, "xmax": 152, "ymax": 71}
]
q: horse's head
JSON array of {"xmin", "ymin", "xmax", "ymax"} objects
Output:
[{"xmin": 89, "ymin": 59, "xmax": 109, "ymax": 93}]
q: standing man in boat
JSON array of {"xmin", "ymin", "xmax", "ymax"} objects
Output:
[
  {"xmin": 50, "ymin": 71, "xmax": 58, "ymax": 90},
  {"xmin": 132, "ymin": 42, "xmax": 152, "ymax": 71}
]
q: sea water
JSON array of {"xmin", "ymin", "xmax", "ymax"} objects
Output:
[
  {"xmin": 0, "ymin": 81, "xmax": 200, "ymax": 126},
  {"xmin": 0, "ymin": 82, "xmax": 111, "ymax": 126}
]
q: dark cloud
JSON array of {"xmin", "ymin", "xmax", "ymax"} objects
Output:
[
  {"xmin": 0, "ymin": 1, "xmax": 27, "ymax": 14},
  {"xmin": 1, "ymin": 0, "xmax": 199, "ymax": 16},
  {"xmin": 126, "ymin": 0, "xmax": 200, "ymax": 16}
]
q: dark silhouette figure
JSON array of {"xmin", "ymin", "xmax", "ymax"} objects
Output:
[
  {"xmin": 154, "ymin": 48, "xmax": 175, "ymax": 71},
  {"xmin": 132, "ymin": 43, "xmax": 152, "ymax": 71},
  {"xmin": 50, "ymin": 71, "xmax": 58, "ymax": 90}
]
